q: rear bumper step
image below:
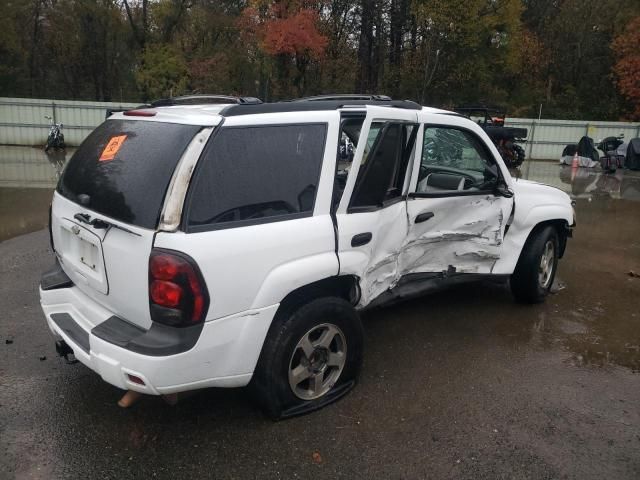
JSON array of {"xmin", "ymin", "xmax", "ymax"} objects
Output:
[
  {"xmin": 50, "ymin": 313, "xmax": 89, "ymax": 353},
  {"xmin": 40, "ymin": 283, "xmax": 277, "ymax": 394},
  {"xmin": 92, "ymin": 316, "xmax": 202, "ymax": 357},
  {"xmin": 41, "ymin": 261, "xmax": 201, "ymax": 357},
  {"xmin": 41, "ymin": 259, "xmax": 73, "ymax": 291}
]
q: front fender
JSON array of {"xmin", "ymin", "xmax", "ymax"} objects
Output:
[{"xmin": 493, "ymin": 188, "xmax": 573, "ymax": 275}]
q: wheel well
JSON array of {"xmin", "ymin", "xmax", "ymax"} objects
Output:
[
  {"xmin": 526, "ymin": 219, "xmax": 570, "ymax": 259},
  {"xmin": 277, "ymin": 275, "xmax": 360, "ymax": 319}
]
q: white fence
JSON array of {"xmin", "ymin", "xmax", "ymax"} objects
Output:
[
  {"xmin": 506, "ymin": 117, "xmax": 640, "ymax": 160},
  {"xmin": 1, "ymin": 97, "xmax": 640, "ymax": 159},
  {"xmin": 0, "ymin": 97, "xmax": 138, "ymax": 147}
]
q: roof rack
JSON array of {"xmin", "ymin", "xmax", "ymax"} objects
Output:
[
  {"xmin": 150, "ymin": 94, "xmax": 263, "ymax": 107},
  {"xmin": 294, "ymin": 94, "xmax": 393, "ymax": 102},
  {"xmin": 220, "ymin": 98, "xmax": 422, "ymax": 117}
]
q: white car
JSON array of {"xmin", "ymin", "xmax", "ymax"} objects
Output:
[{"xmin": 40, "ymin": 94, "xmax": 574, "ymax": 418}]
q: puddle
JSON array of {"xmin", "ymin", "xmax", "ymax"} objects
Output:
[
  {"xmin": 513, "ymin": 159, "xmax": 640, "ymax": 372},
  {"xmin": 0, "ymin": 146, "xmax": 72, "ymax": 241},
  {"xmin": 513, "ymin": 161, "xmax": 640, "ymax": 201}
]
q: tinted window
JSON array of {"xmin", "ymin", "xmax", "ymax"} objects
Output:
[
  {"xmin": 349, "ymin": 122, "xmax": 417, "ymax": 209},
  {"xmin": 187, "ymin": 124, "xmax": 327, "ymax": 229},
  {"xmin": 57, "ymin": 120, "xmax": 200, "ymax": 229},
  {"xmin": 417, "ymin": 126, "xmax": 498, "ymax": 194}
]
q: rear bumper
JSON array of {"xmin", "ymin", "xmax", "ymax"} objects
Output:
[{"xmin": 40, "ymin": 283, "xmax": 277, "ymax": 395}]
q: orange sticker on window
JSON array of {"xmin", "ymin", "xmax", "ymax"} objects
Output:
[{"xmin": 99, "ymin": 135, "xmax": 127, "ymax": 162}]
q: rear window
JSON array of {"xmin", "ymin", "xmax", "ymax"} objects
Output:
[
  {"xmin": 185, "ymin": 123, "xmax": 327, "ymax": 231},
  {"xmin": 57, "ymin": 119, "xmax": 200, "ymax": 229}
]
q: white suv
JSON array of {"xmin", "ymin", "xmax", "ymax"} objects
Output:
[{"xmin": 40, "ymin": 95, "xmax": 574, "ymax": 418}]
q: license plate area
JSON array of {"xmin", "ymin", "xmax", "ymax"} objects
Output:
[
  {"xmin": 78, "ymin": 237, "xmax": 99, "ymax": 270},
  {"xmin": 58, "ymin": 220, "xmax": 108, "ymax": 294}
]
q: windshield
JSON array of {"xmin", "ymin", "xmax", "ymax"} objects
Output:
[{"xmin": 57, "ymin": 119, "xmax": 200, "ymax": 229}]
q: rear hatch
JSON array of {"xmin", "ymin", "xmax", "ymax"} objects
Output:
[{"xmin": 51, "ymin": 118, "xmax": 202, "ymax": 329}]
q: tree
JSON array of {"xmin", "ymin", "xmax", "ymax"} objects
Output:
[
  {"xmin": 135, "ymin": 44, "xmax": 189, "ymax": 99},
  {"xmin": 0, "ymin": 0, "xmax": 638, "ymax": 119},
  {"xmin": 612, "ymin": 17, "xmax": 640, "ymax": 120},
  {"xmin": 240, "ymin": 1, "xmax": 328, "ymax": 98}
]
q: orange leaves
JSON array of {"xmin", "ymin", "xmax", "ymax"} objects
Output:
[
  {"xmin": 262, "ymin": 9, "xmax": 327, "ymax": 58},
  {"xmin": 612, "ymin": 17, "xmax": 640, "ymax": 119},
  {"xmin": 240, "ymin": 2, "xmax": 327, "ymax": 59}
]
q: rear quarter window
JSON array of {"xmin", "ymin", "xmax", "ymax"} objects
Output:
[
  {"xmin": 185, "ymin": 123, "xmax": 327, "ymax": 231},
  {"xmin": 57, "ymin": 120, "xmax": 200, "ymax": 229}
]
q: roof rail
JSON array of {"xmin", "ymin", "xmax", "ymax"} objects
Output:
[
  {"xmin": 150, "ymin": 94, "xmax": 262, "ymax": 107},
  {"xmin": 294, "ymin": 94, "xmax": 392, "ymax": 102},
  {"xmin": 220, "ymin": 98, "xmax": 422, "ymax": 117}
]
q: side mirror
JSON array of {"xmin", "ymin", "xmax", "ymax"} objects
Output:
[{"xmin": 495, "ymin": 182, "xmax": 514, "ymax": 198}]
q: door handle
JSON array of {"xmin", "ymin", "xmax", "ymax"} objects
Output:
[
  {"xmin": 415, "ymin": 211, "xmax": 435, "ymax": 224},
  {"xmin": 351, "ymin": 232, "xmax": 372, "ymax": 247}
]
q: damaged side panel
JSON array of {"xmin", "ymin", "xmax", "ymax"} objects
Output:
[
  {"xmin": 345, "ymin": 194, "xmax": 513, "ymax": 309},
  {"xmin": 400, "ymin": 194, "xmax": 510, "ymax": 277},
  {"xmin": 336, "ymin": 201, "xmax": 409, "ymax": 307}
]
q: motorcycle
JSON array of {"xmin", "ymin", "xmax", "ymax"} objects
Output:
[
  {"xmin": 595, "ymin": 134, "xmax": 624, "ymax": 173},
  {"xmin": 44, "ymin": 115, "xmax": 65, "ymax": 152}
]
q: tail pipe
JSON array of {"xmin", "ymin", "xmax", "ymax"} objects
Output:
[{"xmin": 55, "ymin": 340, "xmax": 77, "ymax": 364}]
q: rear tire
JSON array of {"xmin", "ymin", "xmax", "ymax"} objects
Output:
[
  {"xmin": 249, "ymin": 297, "xmax": 363, "ymax": 419},
  {"xmin": 510, "ymin": 226, "xmax": 559, "ymax": 304},
  {"xmin": 513, "ymin": 144, "xmax": 525, "ymax": 167}
]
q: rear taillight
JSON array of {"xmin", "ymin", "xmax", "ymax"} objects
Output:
[{"xmin": 149, "ymin": 249, "xmax": 209, "ymax": 327}]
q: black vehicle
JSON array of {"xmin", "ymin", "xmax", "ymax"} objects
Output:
[
  {"xmin": 455, "ymin": 105, "xmax": 528, "ymax": 168},
  {"xmin": 596, "ymin": 134, "xmax": 625, "ymax": 173},
  {"xmin": 627, "ymin": 138, "xmax": 640, "ymax": 171}
]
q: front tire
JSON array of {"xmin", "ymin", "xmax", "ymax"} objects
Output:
[
  {"xmin": 510, "ymin": 226, "xmax": 559, "ymax": 304},
  {"xmin": 249, "ymin": 297, "xmax": 363, "ymax": 419}
]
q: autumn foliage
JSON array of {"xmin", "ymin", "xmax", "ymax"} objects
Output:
[
  {"xmin": 2, "ymin": 0, "xmax": 640, "ymax": 119},
  {"xmin": 239, "ymin": 2, "xmax": 327, "ymax": 96},
  {"xmin": 263, "ymin": 9, "xmax": 327, "ymax": 58},
  {"xmin": 240, "ymin": 3, "xmax": 327, "ymax": 58},
  {"xmin": 612, "ymin": 17, "xmax": 640, "ymax": 120}
]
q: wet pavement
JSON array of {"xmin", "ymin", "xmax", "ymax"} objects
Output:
[
  {"xmin": 1, "ymin": 149, "xmax": 640, "ymax": 479},
  {"xmin": 0, "ymin": 146, "xmax": 71, "ymax": 242}
]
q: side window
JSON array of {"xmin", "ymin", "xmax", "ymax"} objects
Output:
[
  {"xmin": 349, "ymin": 122, "xmax": 417, "ymax": 210},
  {"xmin": 333, "ymin": 117, "xmax": 384, "ymax": 210},
  {"xmin": 187, "ymin": 124, "xmax": 327, "ymax": 229},
  {"xmin": 416, "ymin": 126, "xmax": 498, "ymax": 194}
]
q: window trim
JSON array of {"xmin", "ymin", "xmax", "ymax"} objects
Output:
[
  {"xmin": 347, "ymin": 121, "xmax": 418, "ymax": 214},
  {"xmin": 347, "ymin": 194, "xmax": 406, "ymax": 213},
  {"xmin": 182, "ymin": 122, "xmax": 328, "ymax": 233},
  {"xmin": 411, "ymin": 123, "xmax": 503, "ymax": 199},
  {"xmin": 332, "ymin": 113, "xmax": 366, "ymax": 213},
  {"xmin": 186, "ymin": 211, "xmax": 313, "ymax": 233}
]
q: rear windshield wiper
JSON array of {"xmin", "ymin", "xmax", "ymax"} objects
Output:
[{"xmin": 73, "ymin": 213, "xmax": 141, "ymax": 237}]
